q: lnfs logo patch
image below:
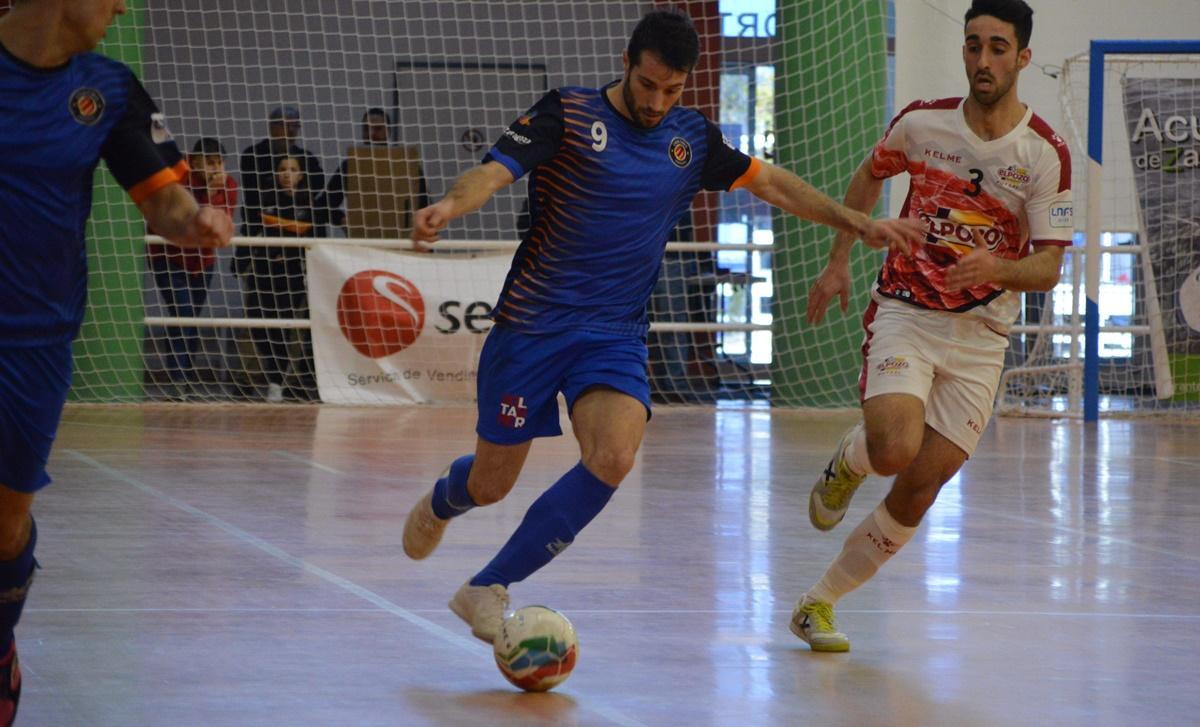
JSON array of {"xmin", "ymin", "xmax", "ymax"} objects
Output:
[
  {"xmin": 668, "ymin": 137, "xmax": 692, "ymax": 168},
  {"xmin": 69, "ymin": 88, "xmax": 105, "ymax": 126},
  {"xmin": 150, "ymin": 113, "xmax": 173, "ymax": 144}
]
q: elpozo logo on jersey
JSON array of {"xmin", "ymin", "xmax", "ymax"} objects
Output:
[
  {"xmin": 917, "ymin": 207, "xmax": 1003, "ymax": 255},
  {"xmin": 69, "ymin": 88, "xmax": 105, "ymax": 126},
  {"xmin": 996, "ymin": 165, "xmax": 1031, "ymax": 190},
  {"xmin": 668, "ymin": 137, "xmax": 692, "ymax": 168}
]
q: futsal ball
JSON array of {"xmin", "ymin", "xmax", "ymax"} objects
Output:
[
  {"xmin": 1179, "ymin": 265, "xmax": 1200, "ymax": 333},
  {"xmin": 335, "ymin": 270, "xmax": 426, "ymax": 358},
  {"xmin": 493, "ymin": 606, "xmax": 578, "ymax": 692}
]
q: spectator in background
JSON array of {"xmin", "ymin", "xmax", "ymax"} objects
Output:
[
  {"xmin": 245, "ymin": 156, "xmax": 322, "ymax": 402},
  {"xmin": 237, "ymin": 105, "xmax": 325, "ymax": 239},
  {"xmin": 235, "ymin": 106, "xmax": 324, "ymax": 402},
  {"xmin": 146, "ymin": 137, "xmax": 238, "ymax": 397},
  {"xmin": 321, "ymin": 107, "xmax": 429, "ymax": 230}
]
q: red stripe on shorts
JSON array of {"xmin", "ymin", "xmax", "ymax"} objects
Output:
[{"xmin": 858, "ymin": 299, "xmax": 880, "ymax": 404}]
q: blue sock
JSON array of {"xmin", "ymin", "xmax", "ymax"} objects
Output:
[
  {"xmin": 470, "ymin": 462, "xmax": 615, "ymax": 588},
  {"xmin": 0, "ymin": 517, "xmax": 37, "ymax": 655},
  {"xmin": 431, "ymin": 455, "xmax": 477, "ymax": 520}
]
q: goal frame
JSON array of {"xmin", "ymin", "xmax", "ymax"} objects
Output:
[{"xmin": 1081, "ymin": 40, "xmax": 1200, "ymax": 421}]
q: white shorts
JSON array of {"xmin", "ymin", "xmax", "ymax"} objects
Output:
[{"xmin": 859, "ymin": 298, "xmax": 1009, "ymax": 456}]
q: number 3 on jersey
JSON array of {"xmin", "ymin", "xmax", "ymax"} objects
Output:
[
  {"xmin": 591, "ymin": 121, "xmax": 607, "ymax": 152},
  {"xmin": 965, "ymin": 168, "xmax": 983, "ymax": 197}
]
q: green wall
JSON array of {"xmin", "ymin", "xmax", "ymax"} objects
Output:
[
  {"xmin": 73, "ymin": 1, "xmax": 147, "ymax": 401},
  {"xmin": 771, "ymin": 1, "xmax": 887, "ymax": 407}
]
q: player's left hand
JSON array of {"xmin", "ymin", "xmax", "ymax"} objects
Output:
[
  {"xmin": 861, "ymin": 217, "xmax": 924, "ymax": 256},
  {"xmin": 945, "ymin": 228, "xmax": 1001, "ymax": 290},
  {"xmin": 186, "ymin": 205, "xmax": 234, "ymax": 248}
]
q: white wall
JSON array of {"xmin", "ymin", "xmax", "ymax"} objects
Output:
[{"xmin": 890, "ymin": 0, "xmax": 1200, "ymax": 217}]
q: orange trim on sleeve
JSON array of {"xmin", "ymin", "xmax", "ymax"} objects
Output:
[
  {"xmin": 127, "ymin": 159, "xmax": 190, "ymax": 204},
  {"xmin": 730, "ymin": 157, "xmax": 763, "ymax": 191}
]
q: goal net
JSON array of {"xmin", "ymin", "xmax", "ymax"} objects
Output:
[
  {"xmin": 70, "ymin": 1, "xmax": 888, "ymax": 407},
  {"xmin": 997, "ymin": 47, "xmax": 1200, "ymax": 418}
]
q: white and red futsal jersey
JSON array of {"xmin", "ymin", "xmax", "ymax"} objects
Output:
[{"xmin": 870, "ymin": 97, "xmax": 1073, "ymax": 330}]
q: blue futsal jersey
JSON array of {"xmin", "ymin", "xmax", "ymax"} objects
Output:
[
  {"xmin": 483, "ymin": 83, "xmax": 761, "ymax": 336},
  {"xmin": 0, "ymin": 41, "xmax": 187, "ymax": 347}
]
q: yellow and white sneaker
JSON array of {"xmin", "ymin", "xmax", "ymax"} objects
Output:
[
  {"xmin": 449, "ymin": 582, "xmax": 510, "ymax": 644},
  {"xmin": 809, "ymin": 423, "xmax": 867, "ymax": 531},
  {"xmin": 789, "ymin": 594, "xmax": 849, "ymax": 652}
]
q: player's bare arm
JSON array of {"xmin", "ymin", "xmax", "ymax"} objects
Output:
[
  {"xmin": 745, "ymin": 161, "xmax": 922, "ymax": 257},
  {"xmin": 945, "ymin": 228, "xmax": 1065, "ymax": 291},
  {"xmin": 412, "ymin": 161, "xmax": 516, "ymax": 244},
  {"xmin": 136, "ymin": 183, "xmax": 233, "ymax": 249},
  {"xmin": 807, "ymin": 157, "xmax": 888, "ymax": 324}
]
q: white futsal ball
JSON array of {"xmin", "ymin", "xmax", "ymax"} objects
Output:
[
  {"xmin": 492, "ymin": 605, "xmax": 578, "ymax": 692},
  {"xmin": 1180, "ymin": 265, "xmax": 1200, "ymax": 333}
]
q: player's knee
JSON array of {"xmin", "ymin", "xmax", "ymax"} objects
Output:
[
  {"xmin": 467, "ymin": 471, "xmax": 520, "ymax": 506},
  {"xmin": 581, "ymin": 449, "xmax": 634, "ymax": 486},
  {"xmin": 0, "ymin": 512, "xmax": 32, "ymax": 560},
  {"xmin": 866, "ymin": 433, "xmax": 920, "ymax": 476}
]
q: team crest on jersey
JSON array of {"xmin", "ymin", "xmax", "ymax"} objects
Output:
[
  {"xmin": 68, "ymin": 88, "xmax": 105, "ymax": 126},
  {"xmin": 996, "ymin": 165, "xmax": 1031, "ymax": 190},
  {"xmin": 668, "ymin": 137, "xmax": 692, "ymax": 168}
]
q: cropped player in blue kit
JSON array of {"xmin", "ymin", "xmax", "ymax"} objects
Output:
[
  {"xmin": 401, "ymin": 9, "xmax": 924, "ymax": 643},
  {"xmin": 0, "ymin": 1, "xmax": 233, "ymax": 721}
]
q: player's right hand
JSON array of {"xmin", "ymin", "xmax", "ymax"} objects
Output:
[
  {"xmin": 806, "ymin": 260, "xmax": 853, "ymax": 325},
  {"xmin": 188, "ymin": 205, "xmax": 233, "ymax": 248},
  {"xmin": 412, "ymin": 200, "xmax": 453, "ymax": 248}
]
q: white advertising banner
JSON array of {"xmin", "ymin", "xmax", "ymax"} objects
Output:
[{"xmin": 306, "ymin": 245, "xmax": 511, "ymax": 404}]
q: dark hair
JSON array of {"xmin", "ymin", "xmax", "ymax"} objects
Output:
[
  {"xmin": 361, "ymin": 107, "xmax": 392, "ymax": 140},
  {"xmin": 965, "ymin": 0, "xmax": 1033, "ymax": 49},
  {"xmin": 190, "ymin": 137, "xmax": 225, "ymax": 156},
  {"xmin": 362, "ymin": 107, "xmax": 391, "ymax": 124},
  {"xmin": 627, "ymin": 9, "xmax": 699, "ymax": 73}
]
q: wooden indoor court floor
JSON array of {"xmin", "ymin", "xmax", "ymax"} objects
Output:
[{"xmin": 17, "ymin": 404, "xmax": 1200, "ymax": 726}]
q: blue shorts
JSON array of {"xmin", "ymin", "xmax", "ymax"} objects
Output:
[
  {"xmin": 0, "ymin": 344, "xmax": 73, "ymax": 493},
  {"xmin": 475, "ymin": 325, "xmax": 651, "ymax": 445}
]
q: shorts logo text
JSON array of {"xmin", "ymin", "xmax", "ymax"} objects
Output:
[{"xmin": 499, "ymin": 394, "xmax": 528, "ymax": 429}]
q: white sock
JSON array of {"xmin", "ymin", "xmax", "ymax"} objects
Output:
[
  {"xmin": 808, "ymin": 501, "xmax": 917, "ymax": 605},
  {"xmin": 843, "ymin": 425, "xmax": 876, "ymax": 476}
]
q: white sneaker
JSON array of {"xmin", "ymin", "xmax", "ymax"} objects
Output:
[
  {"xmin": 448, "ymin": 581, "xmax": 510, "ymax": 644},
  {"xmin": 266, "ymin": 383, "xmax": 284, "ymax": 403},
  {"xmin": 789, "ymin": 594, "xmax": 850, "ymax": 652},
  {"xmin": 402, "ymin": 489, "xmax": 449, "ymax": 560}
]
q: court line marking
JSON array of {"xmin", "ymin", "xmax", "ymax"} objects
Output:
[
  {"xmin": 63, "ymin": 449, "xmax": 647, "ymax": 727},
  {"xmin": 270, "ymin": 449, "xmax": 342, "ymax": 474},
  {"xmin": 28, "ymin": 606, "xmax": 1200, "ymax": 620},
  {"xmin": 956, "ymin": 502, "xmax": 1200, "ymax": 563}
]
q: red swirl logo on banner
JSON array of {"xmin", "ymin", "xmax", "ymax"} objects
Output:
[{"xmin": 336, "ymin": 270, "xmax": 426, "ymax": 358}]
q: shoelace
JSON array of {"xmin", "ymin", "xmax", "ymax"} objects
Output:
[{"xmin": 806, "ymin": 601, "xmax": 838, "ymax": 632}]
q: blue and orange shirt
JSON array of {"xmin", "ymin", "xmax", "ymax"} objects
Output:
[
  {"xmin": 483, "ymin": 83, "xmax": 761, "ymax": 336},
  {"xmin": 0, "ymin": 41, "xmax": 187, "ymax": 346}
]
